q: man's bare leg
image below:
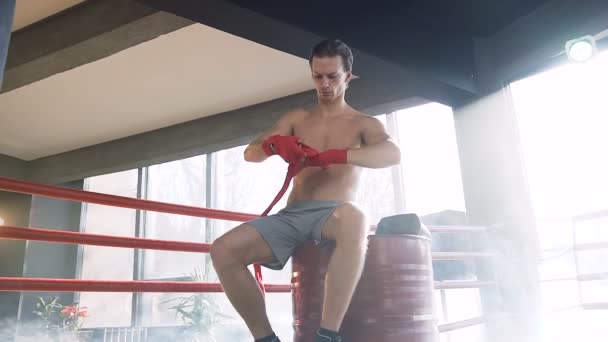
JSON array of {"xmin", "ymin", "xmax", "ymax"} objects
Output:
[
  {"xmin": 319, "ymin": 203, "xmax": 368, "ymax": 332},
  {"xmin": 210, "ymin": 224, "xmax": 277, "ymax": 339}
]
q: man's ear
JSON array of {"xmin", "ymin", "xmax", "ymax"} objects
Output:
[{"xmin": 345, "ymin": 71, "xmax": 353, "ymax": 84}]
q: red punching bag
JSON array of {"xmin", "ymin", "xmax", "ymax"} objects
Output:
[{"xmin": 292, "ymin": 215, "xmax": 439, "ymax": 342}]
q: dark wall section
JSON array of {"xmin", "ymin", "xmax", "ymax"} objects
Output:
[
  {"xmin": 17, "ymin": 180, "xmax": 85, "ymax": 327},
  {"xmin": 0, "ymin": 153, "xmax": 30, "ymax": 341},
  {"xmin": 0, "ymin": 0, "xmax": 16, "ymax": 90}
]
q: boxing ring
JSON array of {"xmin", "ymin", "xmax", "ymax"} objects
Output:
[{"xmin": 0, "ymin": 176, "xmax": 501, "ymax": 340}]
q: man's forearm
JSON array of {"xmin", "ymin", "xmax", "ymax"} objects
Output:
[
  {"xmin": 346, "ymin": 140, "xmax": 401, "ymax": 168},
  {"xmin": 244, "ymin": 142, "xmax": 269, "ymax": 162}
]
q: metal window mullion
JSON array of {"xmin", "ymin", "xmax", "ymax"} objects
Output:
[
  {"xmin": 73, "ymin": 178, "xmax": 90, "ymax": 305},
  {"xmin": 204, "ymin": 153, "xmax": 217, "ymax": 281},
  {"xmin": 131, "ymin": 167, "xmax": 148, "ymax": 327}
]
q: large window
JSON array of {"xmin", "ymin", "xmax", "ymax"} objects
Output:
[
  {"xmin": 144, "ymin": 155, "xmax": 207, "ymax": 279},
  {"xmin": 511, "ymin": 52, "xmax": 608, "ymax": 220},
  {"xmin": 394, "ymin": 103, "xmax": 466, "ymax": 216},
  {"xmin": 80, "ymin": 169, "xmax": 138, "ymax": 328},
  {"xmin": 140, "ymin": 156, "xmax": 208, "ymax": 327},
  {"xmin": 391, "ymin": 104, "xmax": 476, "ymax": 342},
  {"xmin": 358, "ymin": 107, "xmax": 466, "ymax": 223},
  {"xmin": 511, "ymin": 50, "xmax": 608, "ymax": 341}
]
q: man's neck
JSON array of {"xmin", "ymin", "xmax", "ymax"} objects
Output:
[{"xmin": 318, "ymin": 96, "xmax": 348, "ymax": 116}]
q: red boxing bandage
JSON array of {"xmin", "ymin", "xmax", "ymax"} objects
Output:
[
  {"xmin": 261, "ymin": 135, "xmax": 306, "ymax": 164},
  {"xmin": 308, "ymin": 149, "xmax": 348, "ymax": 169}
]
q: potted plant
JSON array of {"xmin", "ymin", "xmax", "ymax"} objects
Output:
[
  {"xmin": 33, "ymin": 296, "xmax": 89, "ymax": 341},
  {"xmin": 162, "ymin": 268, "xmax": 234, "ymax": 341}
]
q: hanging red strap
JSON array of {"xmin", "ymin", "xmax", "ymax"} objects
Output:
[
  {"xmin": 253, "ymin": 163, "xmax": 300, "ymax": 297},
  {"xmin": 253, "ymin": 140, "xmax": 320, "ymax": 297},
  {"xmin": 260, "ymin": 164, "xmax": 299, "ymax": 217}
]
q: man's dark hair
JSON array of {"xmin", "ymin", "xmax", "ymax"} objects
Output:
[{"xmin": 309, "ymin": 39, "xmax": 353, "ymax": 72}]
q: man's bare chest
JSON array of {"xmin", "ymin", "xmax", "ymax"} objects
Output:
[{"xmin": 293, "ymin": 116, "xmax": 362, "ymax": 151}]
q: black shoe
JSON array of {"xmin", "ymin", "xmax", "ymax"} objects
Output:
[
  {"xmin": 315, "ymin": 329, "xmax": 342, "ymax": 342},
  {"xmin": 255, "ymin": 333, "xmax": 281, "ymax": 342}
]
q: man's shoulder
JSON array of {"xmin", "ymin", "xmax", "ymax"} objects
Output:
[
  {"xmin": 282, "ymin": 108, "xmax": 312, "ymax": 121},
  {"xmin": 349, "ymin": 109, "xmax": 379, "ymax": 125}
]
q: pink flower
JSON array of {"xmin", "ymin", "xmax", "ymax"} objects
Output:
[
  {"xmin": 61, "ymin": 305, "xmax": 88, "ymax": 318},
  {"xmin": 61, "ymin": 306, "xmax": 77, "ymax": 316}
]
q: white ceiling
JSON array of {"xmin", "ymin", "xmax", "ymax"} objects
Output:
[
  {"xmin": 12, "ymin": 0, "xmax": 85, "ymax": 32},
  {"xmin": 0, "ymin": 23, "xmax": 314, "ymax": 160}
]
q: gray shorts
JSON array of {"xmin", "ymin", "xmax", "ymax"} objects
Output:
[{"xmin": 248, "ymin": 200, "xmax": 343, "ymax": 270}]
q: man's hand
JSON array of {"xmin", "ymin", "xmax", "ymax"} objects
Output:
[
  {"xmin": 307, "ymin": 149, "xmax": 348, "ymax": 169},
  {"xmin": 261, "ymin": 135, "xmax": 307, "ymax": 165}
]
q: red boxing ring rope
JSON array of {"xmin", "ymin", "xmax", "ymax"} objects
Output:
[
  {"xmin": 0, "ymin": 176, "xmax": 489, "ymax": 234},
  {"xmin": 0, "ymin": 176, "xmax": 258, "ymax": 222},
  {"xmin": 0, "ymin": 224, "xmax": 495, "ymax": 261},
  {"xmin": 0, "ymin": 225, "xmax": 211, "ymax": 253},
  {"xmin": 0, "ymin": 277, "xmax": 292, "ymax": 293}
]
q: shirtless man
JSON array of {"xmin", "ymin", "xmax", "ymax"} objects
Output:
[{"xmin": 210, "ymin": 39, "xmax": 401, "ymax": 342}]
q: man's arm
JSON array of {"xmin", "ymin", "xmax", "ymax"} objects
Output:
[
  {"xmin": 243, "ymin": 109, "xmax": 303, "ymax": 162},
  {"xmin": 347, "ymin": 115, "xmax": 401, "ymax": 168}
]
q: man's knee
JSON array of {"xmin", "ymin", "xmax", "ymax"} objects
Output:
[
  {"xmin": 210, "ymin": 235, "xmax": 241, "ymax": 270},
  {"xmin": 328, "ymin": 202, "xmax": 368, "ymax": 245},
  {"xmin": 210, "ymin": 223, "xmax": 272, "ymax": 269}
]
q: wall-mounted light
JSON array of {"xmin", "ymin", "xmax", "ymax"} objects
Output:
[
  {"xmin": 565, "ymin": 36, "xmax": 597, "ymax": 62},
  {"xmin": 0, "ymin": 216, "xmax": 5, "ymax": 226},
  {"xmin": 565, "ymin": 29, "xmax": 608, "ymax": 63}
]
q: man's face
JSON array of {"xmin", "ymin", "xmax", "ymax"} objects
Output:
[{"xmin": 311, "ymin": 55, "xmax": 351, "ymax": 102}]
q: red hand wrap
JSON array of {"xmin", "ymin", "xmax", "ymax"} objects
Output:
[
  {"xmin": 261, "ymin": 135, "xmax": 306, "ymax": 165},
  {"xmin": 307, "ymin": 149, "xmax": 348, "ymax": 169}
]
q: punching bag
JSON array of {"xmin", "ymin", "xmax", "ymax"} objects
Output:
[{"xmin": 292, "ymin": 214, "xmax": 439, "ymax": 342}]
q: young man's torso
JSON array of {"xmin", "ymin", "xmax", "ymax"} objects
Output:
[{"xmin": 287, "ymin": 106, "xmax": 367, "ymax": 204}]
